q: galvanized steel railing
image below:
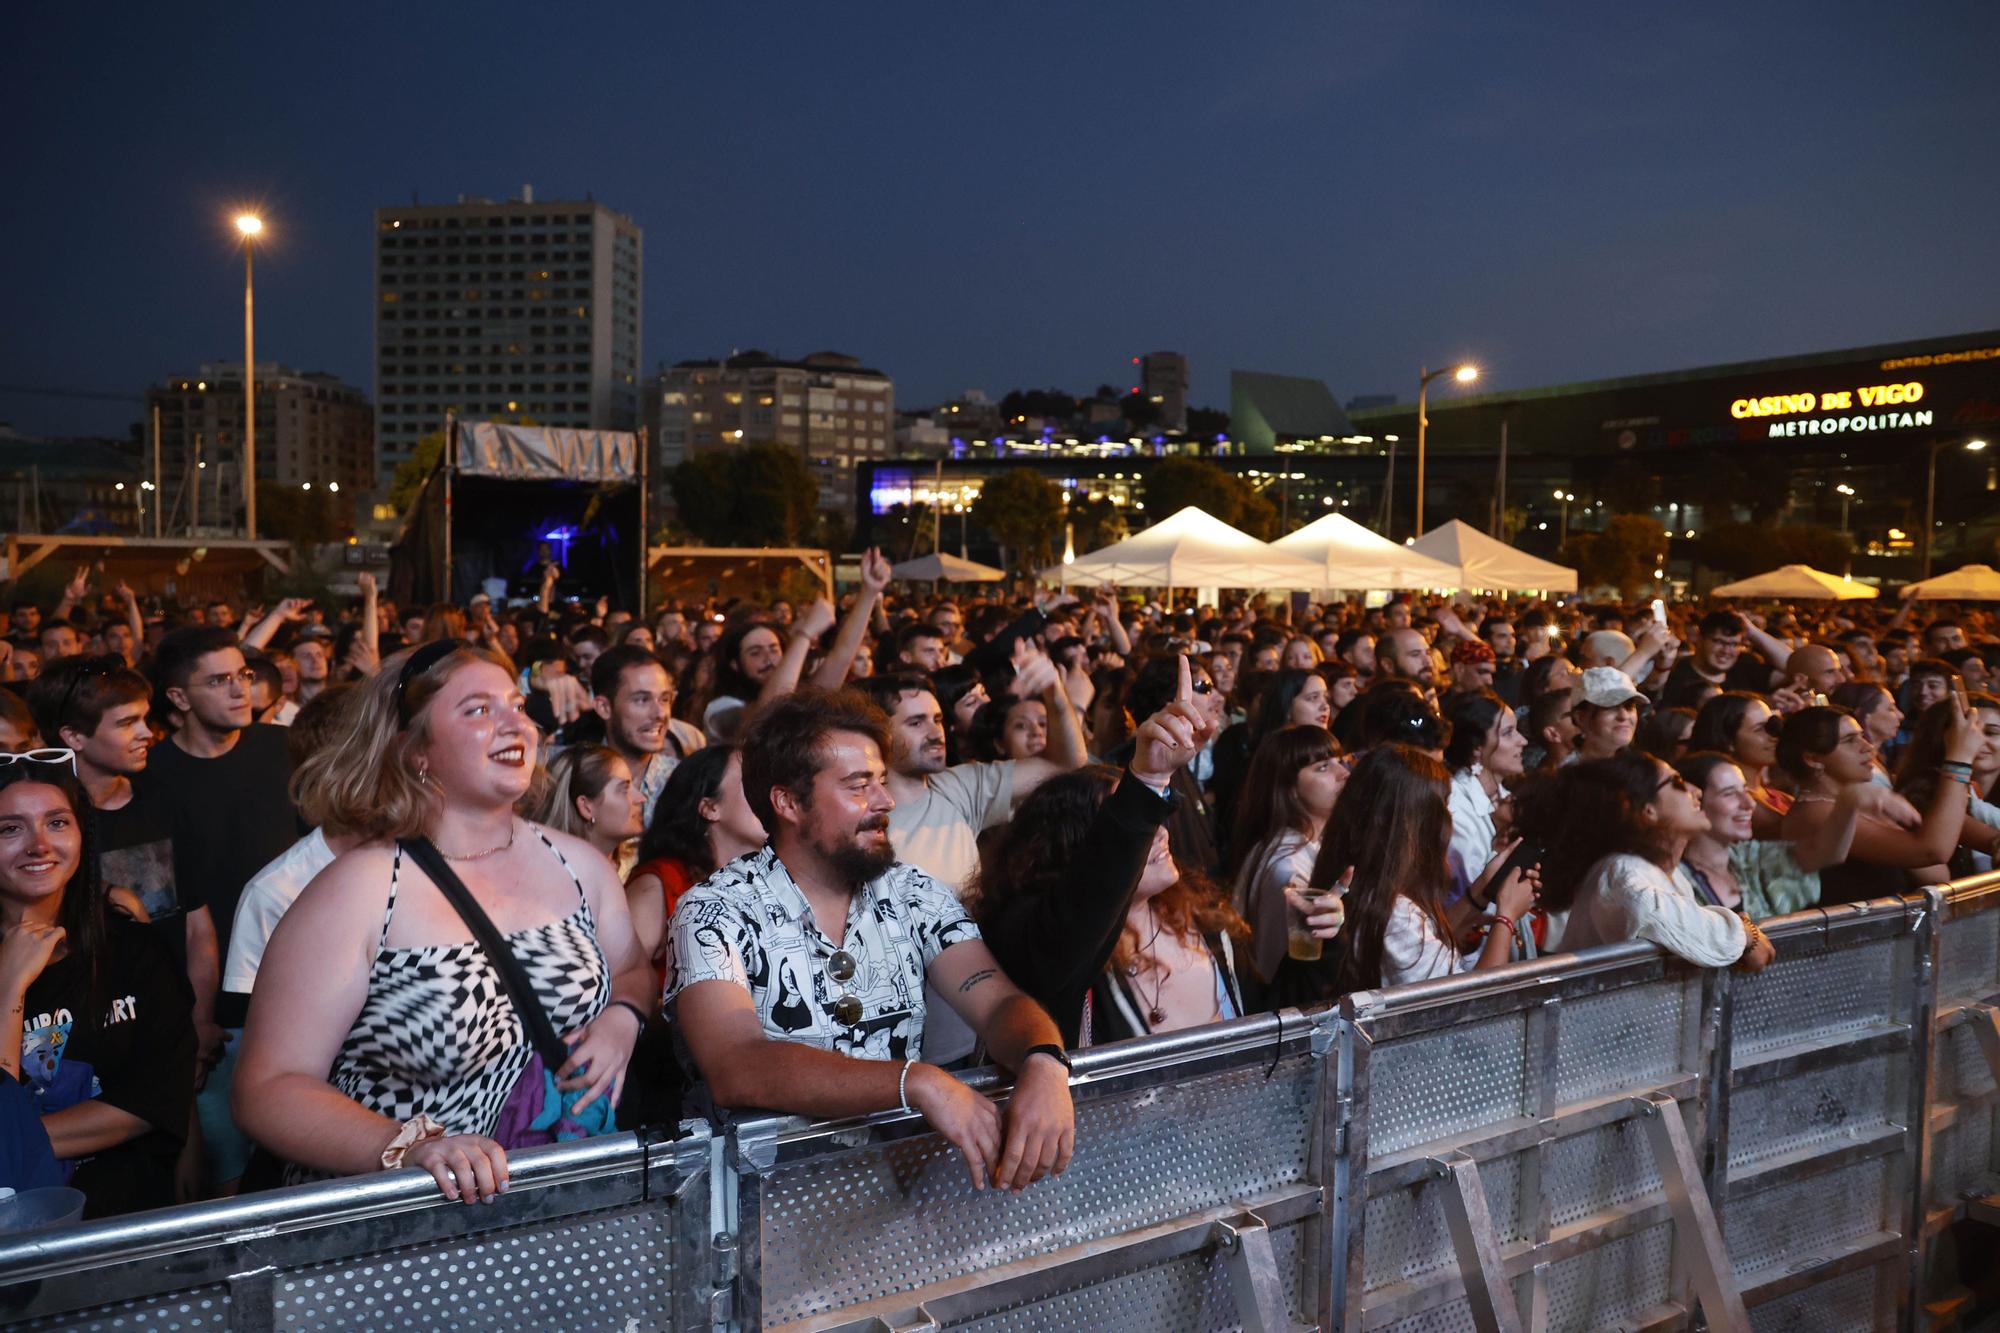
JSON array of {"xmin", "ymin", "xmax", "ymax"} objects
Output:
[{"xmin": 4, "ymin": 874, "xmax": 1999, "ymax": 1332}]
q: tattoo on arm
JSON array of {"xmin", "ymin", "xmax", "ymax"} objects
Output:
[{"xmin": 956, "ymin": 968, "xmax": 997, "ymax": 995}]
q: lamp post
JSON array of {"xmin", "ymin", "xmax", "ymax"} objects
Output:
[
  {"xmin": 1922, "ymin": 438, "xmax": 1987, "ymax": 579},
  {"xmin": 235, "ymin": 213, "xmax": 263, "ymax": 541},
  {"xmin": 1414, "ymin": 362, "xmax": 1478, "ymax": 537},
  {"xmin": 1554, "ymin": 489, "xmax": 1576, "ymax": 546}
]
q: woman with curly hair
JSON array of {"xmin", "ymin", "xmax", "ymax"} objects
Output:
[{"xmin": 975, "ymin": 660, "xmax": 1252, "ymax": 1044}]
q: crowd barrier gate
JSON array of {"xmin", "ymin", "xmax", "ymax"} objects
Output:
[{"xmin": 2, "ymin": 874, "xmax": 1997, "ymax": 1332}]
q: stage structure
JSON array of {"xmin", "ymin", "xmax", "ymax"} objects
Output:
[{"xmin": 393, "ymin": 418, "xmax": 647, "ymax": 613}]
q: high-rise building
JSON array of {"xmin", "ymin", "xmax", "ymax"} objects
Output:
[
  {"xmin": 145, "ymin": 362, "xmax": 374, "ymax": 525},
  {"xmin": 652, "ymin": 350, "xmax": 894, "ymax": 516},
  {"xmin": 1142, "ymin": 351, "xmax": 1189, "ymax": 432},
  {"xmin": 373, "ymin": 189, "xmax": 642, "ymax": 488}
]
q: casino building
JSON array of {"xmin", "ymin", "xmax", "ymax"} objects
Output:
[{"xmin": 856, "ymin": 330, "xmax": 2000, "ymax": 581}]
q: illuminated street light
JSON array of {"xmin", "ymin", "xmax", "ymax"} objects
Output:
[
  {"xmin": 1408, "ymin": 362, "xmax": 1478, "ymax": 537},
  {"xmin": 234, "ymin": 212, "xmax": 264, "ymax": 539},
  {"xmin": 1923, "ymin": 439, "xmax": 1989, "ymax": 578}
]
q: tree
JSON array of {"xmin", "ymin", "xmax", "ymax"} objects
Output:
[
  {"xmin": 1562, "ymin": 513, "xmax": 1666, "ymax": 598},
  {"xmin": 1771, "ymin": 523, "xmax": 1852, "ymax": 571},
  {"xmin": 669, "ymin": 443, "xmax": 819, "ymax": 546},
  {"xmin": 1696, "ymin": 521, "xmax": 1849, "ymax": 578},
  {"xmin": 1140, "ymin": 457, "xmax": 1275, "ymax": 537},
  {"xmin": 971, "ymin": 469, "xmax": 1064, "ymax": 571},
  {"xmin": 1070, "ymin": 495, "xmax": 1129, "ymax": 553},
  {"xmin": 667, "ymin": 453, "xmax": 738, "ymax": 545},
  {"xmin": 388, "ymin": 431, "xmax": 445, "ymax": 514}
]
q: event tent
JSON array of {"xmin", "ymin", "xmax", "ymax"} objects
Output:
[
  {"xmin": 1897, "ymin": 563, "xmax": 2000, "ymax": 601},
  {"xmin": 891, "ymin": 551, "xmax": 1006, "ymax": 582},
  {"xmin": 1710, "ymin": 564, "xmax": 1879, "ymax": 600},
  {"xmin": 1408, "ymin": 520, "xmax": 1578, "ymax": 593},
  {"xmin": 1271, "ymin": 512, "xmax": 1463, "ymax": 590},
  {"xmin": 1044, "ymin": 505, "xmax": 1324, "ymax": 588}
]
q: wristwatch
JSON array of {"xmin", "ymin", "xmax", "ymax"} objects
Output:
[{"xmin": 1024, "ymin": 1043, "xmax": 1073, "ymax": 1074}]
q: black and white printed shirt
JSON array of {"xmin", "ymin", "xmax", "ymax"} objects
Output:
[{"xmin": 666, "ymin": 845, "xmax": 981, "ymax": 1066}]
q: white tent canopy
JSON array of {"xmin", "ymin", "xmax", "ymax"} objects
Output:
[
  {"xmin": 1409, "ymin": 520, "xmax": 1578, "ymax": 593},
  {"xmin": 1898, "ymin": 563, "xmax": 2000, "ymax": 601},
  {"xmin": 890, "ymin": 551, "xmax": 1006, "ymax": 583},
  {"xmin": 1045, "ymin": 505, "xmax": 1324, "ymax": 588},
  {"xmin": 1272, "ymin": 512, "xmax": 1463, "ymax": 590},
  {"xmin": 1710, "ymin": 564, "xmax": 1878, "ymax": 601}
]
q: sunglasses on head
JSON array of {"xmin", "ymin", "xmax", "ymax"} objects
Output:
[{"xmin": 0, "ymin": 748, "xmax": 79, "ymax": 779}]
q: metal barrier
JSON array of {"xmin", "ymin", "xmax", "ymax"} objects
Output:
[
  {"xmin": 4, "ymin": 876, "xmax": 1999, "ymax": 1332},
  {"xmin": 1922, "ymin": 873, "xmax": 2000, "ymax": 1326},
  {"xmin": 0, "ymin": 1129, "xmax": 715, "ymax": 1332}
]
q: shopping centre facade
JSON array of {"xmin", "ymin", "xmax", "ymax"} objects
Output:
[{"xmin": 857, "ymin": 330, "xmax": 2000, "ymax": 581}]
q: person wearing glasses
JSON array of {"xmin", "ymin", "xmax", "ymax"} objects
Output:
[
  {"xmin": 131, "ymin": 626, "xmax": 301, "ymax": 1195},
  {"xmin": 1520, "ymin": 752, "xmax": 1775, "ymax": 970},
  {"xmin": 234, "ymin": 641, "xmax": 650, "ymax": 1203},
  {"xmin": 0, "ymin": 752, "xmax": 197, "ymax": 1217},
  {"xmin": 668, "ymin": 690, "xmax": 1076, "ymax": 1195}
]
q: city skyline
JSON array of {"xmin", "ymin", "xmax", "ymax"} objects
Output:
[{"xmin": 5, "ymin": 3, "xmax": 1997, "ymax": 443}]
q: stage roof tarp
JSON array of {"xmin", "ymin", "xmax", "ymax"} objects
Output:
[
  {"xmin": 1272, "ymin": 512, "xmax": 1463, "ymax": 590},
  {"xmin": 455, "ymin": 422, "xmax": 638, "ymax": 483},
  {"xmin": 1409, "ymin": 519, "xmax": 1578, "ymax": 592},
  {"xmin": 1710, "ymin": 564, "xmax": 1878, "ymax": 600},
  {"xmin": 1044, "ymin": 505, "xmax": 1325, "ymax": 588}
]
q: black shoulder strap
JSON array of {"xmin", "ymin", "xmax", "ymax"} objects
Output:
[{"xmin": 399, "ymin": 835, "xmax": 569, "ymax": 1070}]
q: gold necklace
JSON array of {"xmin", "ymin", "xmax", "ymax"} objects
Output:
[{"xmin": 437, "ymin": 819, "xmax": 517, "ymax": 861}]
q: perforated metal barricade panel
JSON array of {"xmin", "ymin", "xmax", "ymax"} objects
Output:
[
  {"xmin": 949, "ymin": 1220, "xmax": 1305, "ymax": 1332},
  {"xmin": 0, "ymin": 1134, "xmax": 705, "ymax": 1333},
  {"xmin": 1723, "ymin": 914, "xmax": 1921, "ymax": 1331},
  {"xmin": 272, "ymin": 1203, "xmax": 677, "ymax": 1331},
  {"xmin": 1922, "ymin": 883, "xmax": 2000, "ymax": 1314},
  {"xmin": 13, "ymin": 1288, "xmax": 234, "ymax": 1333},
  {"xmin": 748, "ymin": 1042, "xmax": 1321, "ymax": 1328},
  {"xmin": 1340, "ymin": 961, "xmax": 1710, "ymax": 1333}
]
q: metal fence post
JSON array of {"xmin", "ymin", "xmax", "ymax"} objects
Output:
[
  {"xmin": 1632, "ymin": 1091, "xmax": 1750, "ymax": 1331},
  {"xmin": 1427, "ymin": 1150, "xmax": 1524, "ymax": 1333}
]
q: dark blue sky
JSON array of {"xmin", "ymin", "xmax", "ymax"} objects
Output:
[{"xmin": 7, "ymin": 2, "xmax": 1996, "ymax": 440}]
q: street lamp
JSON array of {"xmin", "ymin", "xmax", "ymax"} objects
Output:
[
  {"xmin": 235, "ymin": 212, "xmax": 263, "ymax": 541},
  {"xmin": 1835, "ymin": 483, "xmax": 1855, "ymax": 533},
  {"xmin": 1923, "ymin": 438, "xmax": 1987, "ymax": 579},
  {"xmin": 1554, "ymin": 489, "xmax": 1576, "ymax": 545},
  {"xmin": 1414, "ymin": 363, "xmax": 1477, "ymax": 537}
]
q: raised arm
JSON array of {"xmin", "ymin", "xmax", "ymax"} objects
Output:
[
  {"xmin": 811, "ymin": 550, "xmax": 890, "ymax": 689},
  {"xmin": 358, "ymin": 572, "xmax": 379, "ymax": 662},
  {"xmin": 755, "ymin": 598, "xmax": 835, "ymax": 712},
  {"xmin": 1004, "ymin": 638, "xmax": 1089, "ymax": 797},
  {"xmin": 242, "ymin": 598, "xmax": 310, "ymax": 651},
  {"xmin": 116, "ymin": 581, "xmax": 144, "ymax": 656}
]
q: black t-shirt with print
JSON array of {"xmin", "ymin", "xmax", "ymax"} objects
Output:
[
  {"xmin": 133, "ymin": 725, "xmax": 299, "ymax": 959},
  {"xmin": 94, "ymin": 795, "xmax": 183, "ymax": 964},
  {"xmin": 19, "ymin": 915, "xmax": 196, "ymax": 1218}
]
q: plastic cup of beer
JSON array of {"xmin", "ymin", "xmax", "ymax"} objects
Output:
[{"xmin": 1288, "ymin": 890, "xmax": 1325, "ymax": 962}]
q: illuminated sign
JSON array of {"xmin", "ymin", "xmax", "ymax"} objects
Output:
[
  {"xmin": 1731, "ymin": 381, "xmax": 1924, "ymax": 419},
  {"xmin": 1766, "ymin": 410, "xmax": 1933, "ymax": 438}
]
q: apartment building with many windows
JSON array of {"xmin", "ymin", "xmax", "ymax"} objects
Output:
[
  {"xmin": 651, "ymin": 350, "xmax": 894, "ymax": 515},
  {"xmin": 373, "ymin": 189, "xmax": 642, "ymax": 488}
]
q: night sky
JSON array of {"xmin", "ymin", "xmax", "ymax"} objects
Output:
[{"xmin": 7, "ymin": 2, "xmax": 1997, "ymax": 441}]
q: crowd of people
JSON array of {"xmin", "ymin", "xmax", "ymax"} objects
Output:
[{"xmin": 4, "ymin": 553, "xmax": 1997, "ymax": 1219}]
